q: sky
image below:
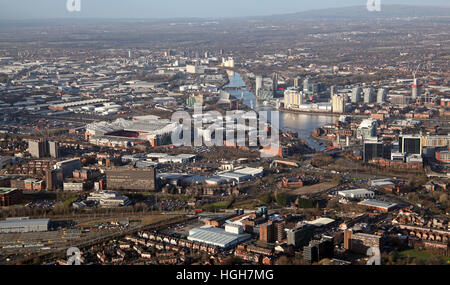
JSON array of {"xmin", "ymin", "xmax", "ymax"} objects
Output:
[{"xmin": 0, "ymin": 0, "xmax": 449, "ymax": 20}]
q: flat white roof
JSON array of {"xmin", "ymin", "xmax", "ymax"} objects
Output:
[
  {"xmin": 358, "ymin": 199, "xmax": 397, "ymax": 209},
  {"xmin": 338, "ymin": 188, "xmax": 374, "ymax": 195},
  {"xmin": 307, "ymin": 217, "xmax": 335, "ymax": 227},
  {"xmin": 188, "ymin": 226, "xmax": 251, "ymax": 248}
]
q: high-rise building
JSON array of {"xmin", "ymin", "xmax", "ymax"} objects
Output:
[
  {"xmin": 399, "ymin": 135, "xmax": 422, "ymax": 155},
  {"xmin": 273, "ymin": 221, "xmax": 286, "ymax": 242},
  {"xmin": 28, "ymin": 139, "xmax": 49, "ymax": 158},
  {"xmin": 363, "ymin": 88, "xmax": 375, "ymax": 104},
  {"xmin": 331, "ymin": 94, "xmax": 346, "ymax": 114},
  {"xmin": 293, "ymin": 76, "xmax": 301, "ymax": 88},
  {"xmin": 272, "ymin": 73, "xmax": 278, "ymax": 94},
  {"xmin": 286, "ymin": 225, "xmax": 315, "ymax": 249},
  {"xmin": 412, "ymin": 78, "xmax": 422, "ymax": 99},
  {"xmin": 48, "ymin": 141, "xmax": 59, "ymax": 158},
  {"xmin": 330, "ymin": 85, "xmax": 336, "ymax": 96},
  {"xmin": 284, "ymin": 89, "xmax": 303, "ymax": 109},
  {"xmin": 377, "ymin": 88, "xmax": 387, "ymax": 103},
  {"xmin": 259, "ymin": 222, "xmax": 274, "ymax": 243},
  {"xmin": 255, "ymin": 76, "xmax": 263, "ymax": 97},
  {"xmin": 303, "ymin": 78, "xmax": 310, "ymax": 93},
  {"xmin": 303, "ymin": 236, "xmax": 334, "ymax": 264},
  {"xmin": 363, "ymin": 140, "xmax": 384, "ymax": 162},
  {"xmin": 351, "ymin": 87, "xmax": 362, "ymax": 103},
  {"xmin": 46, "ymin": 169, "xmax": 63, "ymax": 190},
  {"xmin": 28, "ymin": 139, "xmax": 59, "ymax": 158},
  {"xmin": 344, "ymin": 230, "xmax": 383, "ymax": 255}
]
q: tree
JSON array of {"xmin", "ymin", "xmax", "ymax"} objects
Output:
[
  {"xmin": 275, "ymin": 256, "xmax": 292, "ymax": 265},
  {"xmin": 275, "ymin": 192, "xmax": 288, "ymax": 207},
  {"xmin": 258, "ymin": 193, "xmax": 273, "ymax": 205},
  {"xmin": 425, "ymin": 256, "xmax": 443, "ymax": 265}
]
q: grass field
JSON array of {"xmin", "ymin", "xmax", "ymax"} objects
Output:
[
  {"xmin": 399, "ymin": 249, "xmax": 450, "ymax": 264},
  {"xmin": 287, "ymin": 182, "xmax": 338, "ymax": 195}
]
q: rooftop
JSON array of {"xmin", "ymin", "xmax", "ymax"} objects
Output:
[
  {"xmin": 358, "ymin": 199, "xmax": 397, "ymax": 209},
  {"xmin": 188, "ymin": 226, "xmax": 251, "ymax": 248},
  {"xmin": 0, "ymin": 188, "xmax": 19, "ymax": 195}
]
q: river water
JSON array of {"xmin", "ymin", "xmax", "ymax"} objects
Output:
[{"xmin": 224, "ymin": 71, "xmax": 335, "ymax": 151}]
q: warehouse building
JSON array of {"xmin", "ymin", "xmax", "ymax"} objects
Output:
[
  {"xmin": 86, "ymin": 191, "xmax": 131, "ymax": 207},
  {"xmin": 188, "ymin": 226, "xmax": 251, "ymax": 249},
  {"xmin": 0, "ymin": 217, "xmax": 50, "ymax": 233},
  {"xmin": 217, "ymin": 166, "xmax": 264, "ymax": 184},
  {"xmin": 337, "ymin": 189, "xmax": 375, "ymax": 199},
  {"xmin": 106, "ymin": 167, "xmax": 156, "ymax": 191},
  {"xmin": 358, "ymin": 199, "xmax": 397, "ymax": 212}
]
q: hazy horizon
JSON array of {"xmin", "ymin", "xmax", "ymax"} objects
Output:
[{"xmin": 0, "ymin": 0, "xmax": 449, "ymax": 20}]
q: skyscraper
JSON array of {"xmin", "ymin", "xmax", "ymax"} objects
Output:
[
  {"xmin": 284, "ymin": 89, "xmax": 303, "ymax": 109},
  {"xmin": 351, "ymin": 87, "xmax": 362, "ymax": 103},
  {"xmin": 377, "ymin": 88, "xmax": 387, "ymax": 103},
  {"xmin": 412, "ymin": 78, "xmax": 422, "ymax": 99},
  {"xmin": 272, "ymin": 73, "xmax": 278, "ymax": 94},
  {"xmin": 293, "ymin": 76, "xmax": 301, "ymax": 88},
  {"xmin": 255, "ymin": 76, "xmax": 263, "ymax": 98},
  {"xmin": 363, "ymin": 88, "xmax": 375, "ymax": 104},
  {"xmin": 28, "ymin": 139, "xmax": 49, "ymax": 158},
  {"xmin": 303, "ymin": 78, "xmax": 310, "ymax": 93},
  {"xmin": 331, "ymin": 94, "xmax": 346, "ymax": 114}
]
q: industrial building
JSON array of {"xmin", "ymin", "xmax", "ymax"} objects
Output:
[
  {"xmin": 216, "ymin": 166, "xmax": 264, "ymax": 184},
  {"xmin": 0, "ymin": 217, "xmax": 50, "ymax": 233},
  {"xmin": 358, "ymin": 199, "xmax": 397, "ymax": 212},
  {"xmin": 337, "ymin": 189, "xmax": 375, "ymax": 199},
  {"xmin": 86, "ymin": 191, "xmax": 131, "ymax": 207},
  {"xmin": 187, "ymin": 226, "xmax": 251, "ymax": 249},
  {"xmin": 105, "ymin": 167, "xmax": 156, "ymax": 191}
]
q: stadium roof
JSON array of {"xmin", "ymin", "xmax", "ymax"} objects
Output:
[{"xmin": 86, "ymin": 117, "xmax": 178, "ymax": 137}]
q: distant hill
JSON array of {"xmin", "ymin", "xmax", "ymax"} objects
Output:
[{"xmin": 268, "ymin": 5, "xmax": 450, "ymax": 20}]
